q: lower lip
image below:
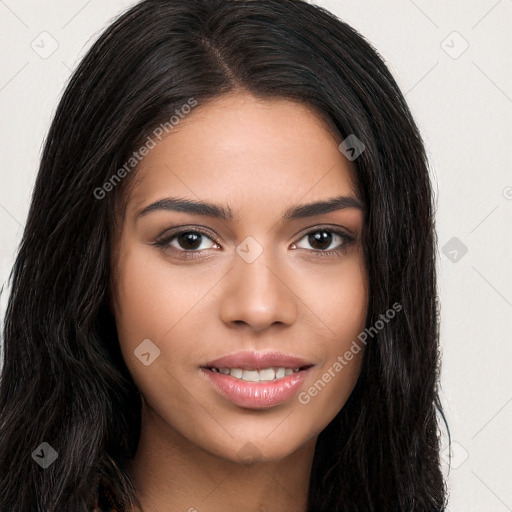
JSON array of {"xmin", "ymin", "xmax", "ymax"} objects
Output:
[{"xmin": 201, "ymin": 367, "xmax": 312, "ymax": 409}]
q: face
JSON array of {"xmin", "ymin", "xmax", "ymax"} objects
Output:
[{"xmin": 111, "ymin": 92, "xmax": 368, "ymax": 464}]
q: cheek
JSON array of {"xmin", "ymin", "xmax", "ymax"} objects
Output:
[
  {"xmin": 300, "ymin": 254, "xmax": 368, "ymax": 339},
  {"xmin": 114, "ymin": 246, "xmax": 207, "ymax": 344},
  {"xmin": 294, "ymin": 257, "xmax": 367, "ymax": 419},
  {"xmin": 112, "ymin": 248, "xmax": 203, "ymax": 390}
]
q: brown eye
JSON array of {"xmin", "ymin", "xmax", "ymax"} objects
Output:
[
  {"xmin": 174, "ymin": 231, "xmax": 208, "ymax": 250},
  {"xmin": 154, "ymin": 228, "xmax": 219, "ymax": 258},
  {"xmin": 292, "ymin": 227, "xmax": 355, "ymax": 256},
  {"xmin": 307, "ymin": 230, "xmax": 334, "ymax": 251}
]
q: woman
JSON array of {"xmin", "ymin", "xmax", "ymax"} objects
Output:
[{"xmin": 0, "ymin": 0, "xmax": 447, "ymax": 510}]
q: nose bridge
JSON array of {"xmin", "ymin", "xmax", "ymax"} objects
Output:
[{"xmin": 219, "ymin": 236, "xmax": 297, "ymax": 330}]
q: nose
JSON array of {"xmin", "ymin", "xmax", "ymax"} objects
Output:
[{"xmin": 218, "ymin": 245, "xmax": 298, "ymax": 332}]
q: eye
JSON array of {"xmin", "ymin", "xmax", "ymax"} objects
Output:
[
  {"xmin": 153, "ymin": 225, "xmax": 355, "ymax": 260},
  {"xmin": 291, "ymin": 227, "xmax": 355, "ymax": 257},
  {"xmin": 154, "ymin": 227, "xmax": 219, "ymax": 258}
]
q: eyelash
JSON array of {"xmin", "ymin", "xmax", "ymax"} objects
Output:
[{"xmin": 153, "ymin": 225, "xmax": 355, "ymax": 260}]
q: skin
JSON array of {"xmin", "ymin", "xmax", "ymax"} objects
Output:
[{"xmin": 110, "ymin": 92, "xmax": 369, "ymax": 512}]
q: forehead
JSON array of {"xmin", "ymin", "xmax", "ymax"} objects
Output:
[{"xmin": 127, "ymin": 92, "xmax": 359, "ymax": 215}]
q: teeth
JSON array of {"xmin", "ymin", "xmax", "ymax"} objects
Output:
[
  {"xmin": 259, "ymin": 368, "xmax": 276, "ymax": 381},
  {"xmin": 242, "ymin": 370, "xmax": 260, "ymax": 382},
  {"xmin": 230, "ymin": 368, "xmax": 243, "ymax": 379},
  {"xmin": 210, "ymin": 366, "xmax": 301, "ymax": 382}
]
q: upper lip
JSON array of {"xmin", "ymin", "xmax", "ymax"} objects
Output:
[{"xmin": 202, "ymin": 351, "xmax": 315, "ymax": 370}]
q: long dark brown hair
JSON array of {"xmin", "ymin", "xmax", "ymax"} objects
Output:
[{"xmin": 0, "ymin": 0, "xmax": 447, "ymax": 510}]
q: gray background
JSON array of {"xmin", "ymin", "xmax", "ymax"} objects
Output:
[{"xmin": 1, "ymin": 1, "xmax": 511, "ymax": 510}]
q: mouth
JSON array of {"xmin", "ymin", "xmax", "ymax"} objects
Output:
[
  {"xmin": 203, "ymin": 365, "xmax": 314, "ymax": 382},
  {"xmin": 200, "ymin": 351, "xmax": 316, "ymax": 409}
]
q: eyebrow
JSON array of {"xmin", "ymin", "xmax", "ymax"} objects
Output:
[{"xmin": 135, "ymin": 195, "xmax": 365, "ymax": 222}]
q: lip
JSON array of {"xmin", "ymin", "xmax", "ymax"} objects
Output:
[
  {"xmin": 200, "ymin": 351, "xmax": 315, "ymax": 409},
  {"xmin": 201, "ymin": 366, "xmax": 313, "ymax": 409},
  {"xmin": 202, "ymin": 350, "xmax": 315, "ymax": 371}
]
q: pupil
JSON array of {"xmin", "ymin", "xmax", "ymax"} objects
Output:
[
  {"xmin": 179, "ymin": 232, "xmax": 201, "ymax": 250},
  {"xmin": 309, "ymin": 230, "xmax": 332, "ymax": 250}
]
